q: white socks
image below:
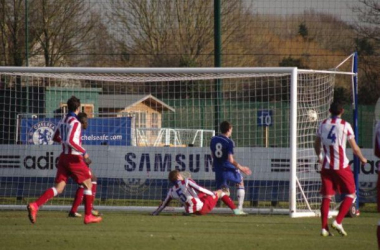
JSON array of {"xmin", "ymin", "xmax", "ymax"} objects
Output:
[{"xmin": 237, "ymin": 187, "xmax": 245, "ymax": 210}]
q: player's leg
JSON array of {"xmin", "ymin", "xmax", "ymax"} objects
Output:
[
  {"xmin": 70, "ymin": 171, "xmax": 100, "ymax": 217},
  {"xmin": 27, "ymin": 181, "xmax": 66, "ymax": 224},
  {"xmin": 81, "ymin": 178, "xmax": 94, "ymax": 217},
  {"xmin": 236, "ymin": 180, "xmax": 245, "ymax": 211},
  {"xmin": 90, "ymin": 174, "xmax": 101, "ymax": 216},
  {"xmin": 69, "ymin": 173, "xmax": 100, "ymax": 217},
  {"xmin": 69, "ymin": 156, "xmax": 102, "ymax": 224},
  {"xmin": 27, "ymin": 157, "xmax": 68, "ymax": 224},
  {"xmin": 68, "ymin": 185, "xmax": 84, "ymax": 217},
  {"xmin": 215, "ymin": 170, "xmax": 227, "ymax": 190},
  {"xmin": 331, "ymin": 193, "xmax": 353, "ymax": 237},
  {"xmin": 335, "ymin": 193, "xmax": 355, "ymax": 224},
  {"xmin": 81, "ymin": 178, "xmax": 101, "ymax": 224},
  {"xmin": 215, "ymin": 170, "xmax": 230, "ymax": 200},
  {"xmin": 320, "ymin": 195, "xmax": 333, "ymax": 236},
  {"xmin": 196, "ymin": 194, "xmax": 219, "ymax": 215},
  {"xmin": 377, "ymin": 172, "xmax": 380, "ymax": 213},
  {"xmin": 214, "ymin": 190, "xmax": 236, "ymax": 209},
  {"xmin": 320, "ymin": 169, "xmax": 334, "ymax": 236},
  {"xmin": 214, "ymin": 190, "xmax": 242, "ymax": 215},
  {"xmin": 224, "ymin": 169, "xmax": 245, "ymax": 212},
  {"xmin": 377, "ymin": 172, "xmax": 380, "ymax": 248},
  {"xmin": 377, "ymin": 220, "xmax": 380, "ymax": 250},
  {"xmin": 331, "ymin": 168, "xmax": 355, "ymax": 236}
]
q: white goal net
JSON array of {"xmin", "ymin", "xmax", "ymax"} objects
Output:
[
  {"xmin": 0, "ymin": 66, "xmax": 355, "ymax": 217},
  {"xmin": 135, "ymin": 128, "xmax": 215, "ymax": 147}
]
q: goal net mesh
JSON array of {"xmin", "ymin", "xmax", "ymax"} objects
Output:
[{"xmin": 0, "ymin": 68, "xmax": 337, "ymax": 216}]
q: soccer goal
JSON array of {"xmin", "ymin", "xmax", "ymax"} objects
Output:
[{"xmin": 0, "ymin": 57, "xmax": 358, "ymax": 217}]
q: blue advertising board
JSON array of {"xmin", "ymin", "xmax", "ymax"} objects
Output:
[{"xmin": 20, "ymin": 117, "xmax": 132, "ymax": 146}]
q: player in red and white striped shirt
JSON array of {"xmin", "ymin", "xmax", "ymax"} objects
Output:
[
  {"xmin": 374, "ymin": 121, "xmax": 380, "ymax": 212},
  {"xmin": 374, "ymin": 120, "xmax": 380, "ymax": 248},
  {"xmin": 27, "ymin": 96, "xmax": 102, "ymax": 225},
  {"xmin": 68, "ymin": 112, "xmax": 101, "ymax": 218},
  {"xmin": 152, "ymin": 170, "xmax": 244, "ymax": 216},
  {"xmin": 314, "ymin": 101, "xmax": 367, "ymax": 237}
]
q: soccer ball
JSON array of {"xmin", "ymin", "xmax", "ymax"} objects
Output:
[{"xmin": 307, "ymin": 110, "xmax": 318, "ymax": 122}]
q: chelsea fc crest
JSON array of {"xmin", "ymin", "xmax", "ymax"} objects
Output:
[{"xmin": 28, "ymin": 121, "xmax": 56, "ymax": 145}]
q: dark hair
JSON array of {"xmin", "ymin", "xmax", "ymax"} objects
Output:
[
  {"xmin": 168, "ymin": 170, "xmax": 180, "ymax": 183},
  {"xmin": 77, "ymin": 112, "xmax": 87, "ymax": 121},
  {"xmin": 329, "ymin": 101, "xmax": 344, "ymax": 116},
  {"xmin": 220, "ymin": 121, "xmax": 232, "ymax": 134},
  {"xmin": 67, "ymin": 96, "xmax": 81, "ymax": 112},
  {"xmin": 77, "ymin": 112, "xmax": 88, "ymax": 129}
]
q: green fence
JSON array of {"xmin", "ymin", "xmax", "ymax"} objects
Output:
[
  {"xmin": 342, "ymin": 105, "xmax": 375, "ymax": 148},
  {"xmin": 163, "ymin": 100, "xmax": 375, "ymax": 148}
]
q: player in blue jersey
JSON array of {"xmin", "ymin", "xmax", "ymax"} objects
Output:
[{"xmin": 210, "ymin": 121, "xmax": 252, "ymax": 214}]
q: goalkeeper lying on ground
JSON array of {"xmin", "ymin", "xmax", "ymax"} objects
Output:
[{"xmin": 152, "ymin": 170, "xmax": 246, "ymax": 216}]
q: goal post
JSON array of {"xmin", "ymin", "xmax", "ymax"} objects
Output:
[{"xmin": 0, "ymin": 64, "xmax": 357, "ymax": 217}]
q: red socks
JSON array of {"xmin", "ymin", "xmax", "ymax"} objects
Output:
[
  {"xmin": 70, "ymin": 182, "xmax": 97, "ymax": 214},
  {"xmin": 70, "ymin": 186, "xmax": 84, "ymax": 213},
  {"xmin": 83, "ymin": 189, "xmax": 94, "ymax": 216},
  {"xmin": 35, "ymin": 187, "xmax": 57, "ymax": 207},
  {"xmin": 336, "ymin": 196, "xmax": 354, "ymax": 224},
  {"xmin": 321, "ymin": 198, "xmax": 330, "ymax": 230},
  {"xmin": 221, "ymin": 194, "xmax": 236, "ymax": 210}
]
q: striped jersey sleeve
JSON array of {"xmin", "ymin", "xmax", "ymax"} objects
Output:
[
  {"xmin": 66, "ymin": 119, "xmax": 86, "ymax": 154},
  {"xmin": 187, "ymin": 179, "xmax": 215, "ymax": 197},
  {"xmin": 375, "ymin": 122, "xmax": 380, "ymax": 158}
]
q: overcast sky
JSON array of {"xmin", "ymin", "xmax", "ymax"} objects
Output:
[{"xmin": 253, "ymin": 0, "xmax": 358, "ymax": 22}]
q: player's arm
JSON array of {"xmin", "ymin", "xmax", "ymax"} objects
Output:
[
  {"xmin": 52, "ymin": 122, "xmax": 62, "ymax": 143},
  {"xmin": 188, "ymin": 179, "xmax": 216, "ymax": 197},
  {"xmin": 313, "ymin": 136, "xmax": 323, "ymax": 163},
  {"xmin": 228, "ymin": 154, "xmax": 252, "ymax": 175},
  {"xmin": 66, "ymin": 121, "xmax": 87, "ymax": 155},
  {"xmin": 375, "ymin": 126, "xmax": 380, "ymax": 158},
  {"xmin": 348, "ymin": 138, "xmax": 367, "ymax": 164},
  {"xmin": 345, "ymin": 123, "xmax": 367, "ymax": 164},
  {"xmin": 152, "ymin": 191, "xmax": 172, "ymax": 216}
]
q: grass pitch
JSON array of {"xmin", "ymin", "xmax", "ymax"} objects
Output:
[{"xmin": 0, "ymin": 210, "xmax": 377, "ymax": 250}]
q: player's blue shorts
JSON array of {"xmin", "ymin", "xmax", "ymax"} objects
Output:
[{"xmin": 215, "ymin": 163, "xmax": 242, "ymax": 189}]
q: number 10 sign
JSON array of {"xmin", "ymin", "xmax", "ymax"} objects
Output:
[{"xmin": 257, "ymin": 110, "xmax": 273, "ymax": 127}]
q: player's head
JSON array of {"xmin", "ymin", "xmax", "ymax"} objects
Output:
[
  {"xmin": 77, "ymin": 112, "xmax": 88, "ymax": 129},
  {"xmin": 329, "ymin": 101, "xmax": 344, "ymax": 116},
  {"xmin": 168, "ymin": 170, "xmax": 183, "ymax": 183},
  {"xmin": 67, "ymin": 96, "xmax": 81, "ymax": 113},
  {"xmin": 220, "ymin": 121, "xmax": 232, "ymax": 136}
]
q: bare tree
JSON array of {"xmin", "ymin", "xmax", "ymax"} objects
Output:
[
  {"xmin": 76, "ymin": 12, "xmax": 120, "ymax": 67},
  {"xmin": 106, "ymin": 0, "xmax": 252, "ymax": 67},
  {"xmin": 352, "ymin": 0, "xmax": 380, "ymax": 104},
  {"xmin": 353, "ymin": 0, "xmax": 380, "ymax": 42},
  {"xmin": 0, "ymin": 0, "xmax": 26, "ymax": 66},
  {"xmin": 29, "ymin": 0, "xmax": 98, "ymax": 66}
]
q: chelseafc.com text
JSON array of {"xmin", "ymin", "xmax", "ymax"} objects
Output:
[{"xmin": 81, "ymin": 134, "xmax": 123, "ymax": 141}]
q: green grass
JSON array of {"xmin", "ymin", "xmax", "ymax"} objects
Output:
[{"xmin": 0, "ymin": 210, "xmax": 378, "ymax": 250}]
